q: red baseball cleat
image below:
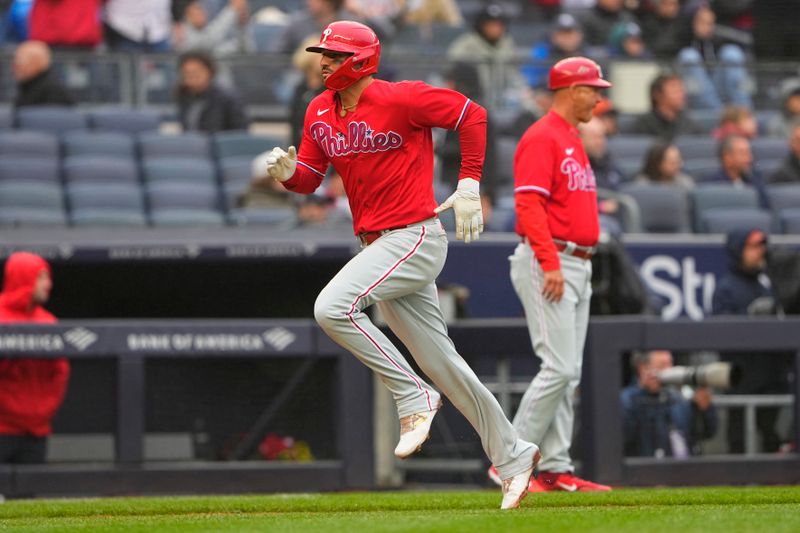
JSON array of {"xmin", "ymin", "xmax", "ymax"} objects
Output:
[{"xmin": 529, "ymin": 471, "xmax": 612, "ymax": 492}]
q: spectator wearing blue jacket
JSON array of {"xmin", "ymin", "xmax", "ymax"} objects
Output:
[
  {"xmin": 712, "ymin": 228, "xmax": 792, "ymax": 453},
  {"xmin": 523, "ymin": 13, "xmax": 585, "ymax": 89},
  {"xmin": 621, "ymin": 350, "xmax": 718, "ymax": 458}
]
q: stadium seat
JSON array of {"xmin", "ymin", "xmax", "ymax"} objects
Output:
[
  {"xmin": 682, "ymin": 158, "xmax": 720, "ymax": 181},
  {"xmin": 150, "ymin": 209, "xmax": 226, "ymax": 227},
  {"xmin": 0, "ymin": 156, "xmax": 60, "ymax": 184},
  {"xmin": 66, "ymin": 182, "xmax": 145, "ymax": 211},
  {"xmin": 212, "ymin": 131, "xmax": 284, "ymax": 159},
  {"xmin": 63, "ymin": 155, "xmax": 139, "ymax": 185},
  {"xmin": 751, "ymin": 138, "xmax": 788, "ymax": 162},
  {"xmin": 138, "ymin": 132, "xmax": 211, "ymax": 159},
  {"xmin": 690, "ymin": 184, "xmax": 759, "ymax": 232},
  {"xmin": 700, "ymin": 208, "xmax": 773, "ymax": 234},
  {"xmin": 63, "ymin": 131, "xmax": 136, "ymax": 158},
  {"xmin": 766, "ymin": 183, "xmax": 800, "ymax": 212},
  {"xmin": 687, "ymin": 109, "xmax": 719, "ymax": 134},
  {"xmin": 0, "ymin": 131, "xmax": 59, "ymax": 157},
  {"xmin": 0, "ymin": 181, "xmax": 64, "ymax": 210},
  {"xmin": 496, "ymin": 136, "xmax": 517, "ymax": 186},
  {"xmin": 70, "ymin": 208, "xmax": 148, "ymax": 228},
  {"xmin": 674, "ymin": 135, "xmax": 718, "ymax": 161},
  {"xmin": 252, "ymin": 22, "xmax": 286, "ymax": 53},
  {"xmin": 89, "ymin": 108, "xmax": 161, "ymax": 134},
  {"xmin": 146, "ymin": 181, "xmax": 220, "ymax": 210},
  {"xmin": 228, "ymin": 206, "xmax": 295, "ymax": 227},
  {"xmin": 0, "ymin": 108, "xmax": 12, "ymax": 129},
  {"xmin": 222, "ymin": 180, "xmax": 248, "ymax": 210},
  {"xmin": 219, "ymin": 157, "xmax": 253, "ymax": 183},
  {"xmin": 0, "ymin": 207, "xmax": 67, "ymax": 227},
  {"xmin": 779, "ymin": 208, "xmax": 800, "ymax": 234},
  {"xmin": 608, "ymin": 135, "xmax": 656, "ymax": 160},
  {"xmin": 16, "ymin": 106, "xmax": 88, "ymax": 133},
  {"xmin": 618, "ymin": 183, "xmax": 692, "ymax": 233},
  {"xmin": 142, "ymin": 158, "xmax": 217, "ymax": 184}
]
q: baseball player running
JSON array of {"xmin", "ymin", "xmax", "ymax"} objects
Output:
[
  {"xmin": 488, "ymin": 57, "xmax": 612, "ymax": 493},
  {"xmin": 255, "ymin": 20, "xmax": 539, "ymax": 509}
]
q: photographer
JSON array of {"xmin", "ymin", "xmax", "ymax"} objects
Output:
[{"xmin": 621, "ymin": 350, "xmax": 718, "ymax": 458}]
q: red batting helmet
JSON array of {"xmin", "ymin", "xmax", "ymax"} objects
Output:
[
  {"xmin": 306, "ymin": 20, "xmax": 381, "ymax": 91},
  {"xmin": 548, "ymin": 57, "xmax": 612, "ymax": 90}
]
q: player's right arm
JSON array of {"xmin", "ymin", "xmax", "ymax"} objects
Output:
[
  {"xmin": 252, "ymin": 105, "xmax": 329, "ymax": 194},
  {"xmin": 515, "ymin": 135, "xmax": 563, "ymax": 302}
]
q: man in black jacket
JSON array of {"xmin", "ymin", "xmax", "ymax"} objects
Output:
[
  {"xmin": 631, "ymin": 73, "xmax": 702, "ymax": 139},
  {"xmin": 176, "ymin": 50, "xmax": 248, "ymax": 133},
  {"xmin": 769, "ymin": 120, "xmax": 800, "ymax": 184},
  {"xmin": 13, "ymin": 40, "xmax": 74, "ymax": 108},
  {"xmin": 712, "ymin": 228, "xmax": 792, "ymax": 453}
]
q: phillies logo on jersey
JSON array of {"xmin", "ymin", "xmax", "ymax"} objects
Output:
[
  {"xmin": 310, "ymin": 120, "xmax": 403, "ymax": 158},
  {"xmin": 560, "ymin": 156, "xmax": 597, "ymax": 192}
]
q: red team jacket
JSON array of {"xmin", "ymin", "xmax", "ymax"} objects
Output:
[
  {"xmin": 284, "ymin": 79, "xmax": 487, "ymax": 234},
  {"xmin": 514, "ymin": 111, "xmax": 600, "ymax": 271},
  {"xmin": 0, "ymin": 253, "xmax": 69, "ymax": 437}
]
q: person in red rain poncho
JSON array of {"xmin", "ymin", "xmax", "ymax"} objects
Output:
[{"xmin": 0, "ymin": 252, "xmax": 69, "ymax": 464}]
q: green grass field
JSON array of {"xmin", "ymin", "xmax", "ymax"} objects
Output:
[{"xmin": 1, "ymin": 486, "xmax": 799, "ymax": 532}]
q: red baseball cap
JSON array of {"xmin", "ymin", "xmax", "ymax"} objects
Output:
[{"xmin": 548, "ymin": 57, "xmax": 612, "ymax": 90}]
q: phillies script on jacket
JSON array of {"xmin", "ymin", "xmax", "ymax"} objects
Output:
[{"xmin": 284, "ymin": 79, "xmax": 487, "ymax": 234}]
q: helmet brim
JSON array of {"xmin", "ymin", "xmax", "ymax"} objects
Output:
[{"xmin": 305, "ymin": 42, "xmax": 356, "ymax": 55}]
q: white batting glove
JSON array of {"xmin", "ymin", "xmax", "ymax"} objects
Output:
[
  {"xmin": 433, "ymin": 177, "xmax": 483, "ymax": 243},
  {"xmin": 254, "ymin": 146, "xmax": 297, "ymax": 183}
]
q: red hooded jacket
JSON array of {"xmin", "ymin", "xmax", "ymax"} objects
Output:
[{"xmin": 0, "ymin": 252, "xmax": 69, "ymax": 437}]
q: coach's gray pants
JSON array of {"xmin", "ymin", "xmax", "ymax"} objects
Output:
[
  {"xmin": 509, "ymin": 242, "xmax": 592, "ymax": 473},
  {"xmin": 315, "ymin": 218, "xmax": 537, "ymax": 479}
]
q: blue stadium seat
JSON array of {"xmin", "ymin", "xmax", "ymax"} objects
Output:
[
  {"xmin": 219, "ymin": 157, "xmax": 253, "ymax": 183},
  {"xmin": 700, "ymin": 208, "xmax": 773, "ymax": 234},
  {"xmin": 496, "ymin": 137, "xmax": 517, "ymax": 186},
  {"xmin": 223, "ymin": 179, "xmax": 247, "ymax": 209},
  {"xmin": 0, "ymin": 131, "xmax": 59, "ymax": 157},
  {"xmin": 0, "ymin": 181, "xmax": 64, "ymax": 211},
  {"xmin": 228, "ymin": 207, "xmax": 295, "ymax": 227},
  {"xmin": 0, "ymin": 108, "xmax": 12, "ymax": 129},
  {"xmin": 142, "ymin": 158, "xmax": 217, "ymax": 184},
  {"xmin": 687, "ymin": 109, "xmax": 720, "ymax": 134},
  {"xmin": 89, "ymin": 108, "xmax": 161, "ymax": 134},
  {"xmin": 66, "ymin": 182, "xmax": 145, "ymax": 211},
  {"xmin": 70, "ymin": 209, "xmax": 148, "ymax": 228},
  {"xmin": 212, "ymin": 131, "xmax": 283, "ymax": 159},
  {"xmin": 682, "ymin": 158, "xmax": 719, "ymax": 182},
  {"xmin": 766, "ymin": 183, "xmax": 800, "ymax": 212},
  {"xmin": 779, "ymin": 208, "xmax": 800, "ymax": 234},
  {"xmin": 63, "ymin": 155, "xmax": 139, "ymax": 185},
  {"xmin": 151, "ymin": 209, "xmax": 226, "ymax": 227},
  {"xmin": 690, "ymin": 184, "xmax": 759, "ymax": 232},
  {"xmin": 751, "ymin": 138, "xmax": 788, "ymax": 162},
  {"xmin": 0, "ymin": 208, "xmax": 67, "ymax": 227},
  {"xmin": 252, "ymin": 22, "xmax": 286, "ymax": 53},
  {"xmin": 63, "ymin": 131, "xmax": 136, "ymax": 158},
  {"xmin": 619, "ymin": 183, "xmax": 692, "ymax": 233},
  {"xmin": 138, "ymin": 132, "xmax": 211, "ymax": 159},
  {"xmin": 674, "ymin": 135, "xmax": 717, "ymax": 161},
  {"xmin": 608, "ymin": 135, "xmax": 656, "ymax": 160},
  {"xmin": 16, "ymin": 106, "xmax": 88, "ymax": 133},
  {"xmin": 0, "ymin": 156, "xmax": 60, "ymax": 184},
  {"xmin": 146, "ymin": 181, "xmax": 220, "ymax": 210}
]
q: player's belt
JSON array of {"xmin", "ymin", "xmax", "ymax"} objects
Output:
[
  {"xmin": 553, "ymin": 238, "xmax": 595, "ymax": 260},
  {"xmin": 358, "ymin": 217, "xmax": 437, "ymax": 247}
]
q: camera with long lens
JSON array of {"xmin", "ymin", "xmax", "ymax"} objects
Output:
[{"xmin": 657, "ymin": 362, "xmax": 741, "ymax": 390}]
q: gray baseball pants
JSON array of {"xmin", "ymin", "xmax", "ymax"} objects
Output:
[{"xmin": 314, "ymin": 217, "xmax": 537, "ymax": 479}]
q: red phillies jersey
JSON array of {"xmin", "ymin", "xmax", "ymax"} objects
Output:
[
  {"xmin": 283, "ymin": 79, "xmax": 486, "ymax": 234},
  {"xmin": 514, "ymin": 111, "xmax": 599, "ymax": 247}
]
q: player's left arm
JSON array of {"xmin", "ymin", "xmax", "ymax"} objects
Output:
[{"xmin": 407, "ymin": 82, "xmax": 486, "ymax": 243}]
